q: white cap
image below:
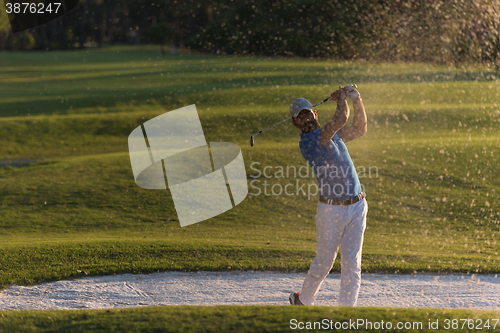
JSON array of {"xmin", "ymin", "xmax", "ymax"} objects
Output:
[{"xmin": 290, "ymin": 98, "xmax": 313, "ymax": 118}]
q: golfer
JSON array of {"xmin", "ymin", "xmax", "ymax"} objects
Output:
[{"xmin": 289, "ymin": 86, "xmax": 368, "ymax": 306}]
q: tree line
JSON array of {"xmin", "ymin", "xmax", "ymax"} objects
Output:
[{"xmin": 0, "ymin": 0, "xmax": 499, "ymax": 65}]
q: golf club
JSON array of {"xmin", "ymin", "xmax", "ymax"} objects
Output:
[{"xmin": 250, "ymin": 85, "xmax": 357, "ymax": 147}]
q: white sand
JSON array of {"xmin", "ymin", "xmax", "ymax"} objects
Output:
[{"xmin": 1, "ymin": 272, "xmax": 499, "ymax": 310}]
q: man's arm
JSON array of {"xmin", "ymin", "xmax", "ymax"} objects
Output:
[
  {"xmin": 321, "ymin": 87, "xmax": 349, "ymax": 146},
  {"xmin": 340, "ymin": 94, "xmax": 367, "ymax": 143}
]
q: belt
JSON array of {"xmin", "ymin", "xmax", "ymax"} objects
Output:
[{"xmin": 319, "ymin": 192, "xmax": 366, "ymax": 206}]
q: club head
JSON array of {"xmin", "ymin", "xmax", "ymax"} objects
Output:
[{"xmin": 250, "ymin": 136, "xmax": 254, "ymax": 147}]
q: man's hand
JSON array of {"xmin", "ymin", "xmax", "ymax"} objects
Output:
[
  {"xmin": 346, "ymin": 88, "xmax": 360, "ymax": 101},
  {"xmin": 343, "ymin": 84, "xmax": 360, "ymax": 101},
  {"xmin": 330, "ymin": 89, "xmax": 341, "ymax": 103},
  {"xmin": 331, "ymin": 85, "xmax": 359, "ymax": 103}
]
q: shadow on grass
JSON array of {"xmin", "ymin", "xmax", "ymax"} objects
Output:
[{"xmin": 0, "ymin": 159, "xmax": 41, "ymax": 169}]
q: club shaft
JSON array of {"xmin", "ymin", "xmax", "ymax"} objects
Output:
[
  {"xmin": 251, "ymin": 115, "xmax": 292, "ymax": 137},
  {"xmin": 312, "ymin": 96, "xmax": 331, "ymax": 107},
  {"xmin": 250, "ymin": 95, "xmax": 334, "ymax": 146},
  {"xmin": 251, "ymin": 97, "xmax": 329, "ymax": 137}
]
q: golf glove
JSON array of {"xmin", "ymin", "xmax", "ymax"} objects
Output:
[{"xmin": 343, "ymin": 85, "xmax": 360, "ymax": 101}]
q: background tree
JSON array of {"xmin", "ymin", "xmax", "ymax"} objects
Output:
[
  {"xmin": 0, "ymin": 0, "xmax": 498, "ymax": 66},
  {"xmin": 0, "ymin": 2, "xmax": 11, "ymax": 51},
  {"xmin": 146, "ymin": 23, "xmax": 174, "ymax": 53}
]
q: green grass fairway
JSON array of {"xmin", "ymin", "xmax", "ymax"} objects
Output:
[
  {"xmin": 1, "ymin": 305, "xmax": 500, "ymax": 332},
  {"xmin": 0, "ymin": 46, "xmax": 499, "ymax": 291}
]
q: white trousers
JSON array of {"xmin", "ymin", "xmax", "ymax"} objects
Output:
[{"xmin": 299, "ymin": 198, "xmax": 368, "ymax": 306}]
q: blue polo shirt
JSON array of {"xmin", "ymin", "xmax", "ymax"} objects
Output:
[{"xmin": 299, "ymin": 128, "xmax": 362, "ymax": 200}]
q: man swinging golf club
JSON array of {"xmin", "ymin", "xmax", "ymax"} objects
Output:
[{"xmin": 289, "ymin": 86, "xmax": 368, "ymax": 306}]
